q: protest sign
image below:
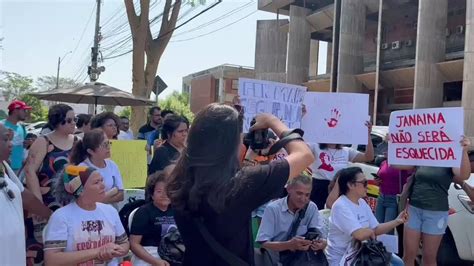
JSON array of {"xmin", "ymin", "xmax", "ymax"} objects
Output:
[
  {"xmin": 388, "ymin": 107, "xmax": 464, "ymax": 167},
  {"xmin": 238, "ymin": 78, "xmax": 307, "ymax": 132},
  {"xmin": 110, "ymin": 140, "xmax": 148, "ymax": 188},
  {"xmin": 301, "ymin": 92, "xmax": 369, "ymax": 144}
]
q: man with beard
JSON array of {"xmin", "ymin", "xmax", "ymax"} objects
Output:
[{"xmin": 1, "ymin": 100, "xmax": 31, "ymax": 173}]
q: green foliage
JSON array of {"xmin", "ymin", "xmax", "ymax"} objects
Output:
[
  {"xmin": 118, "ymin": 107, "xmax": 131, "ymax": 119},
  {"xmin": 101, "ymin": 105, "xmax": 116, "ymax": 113},
  {"xmin": 18, "ymin": 94, "xmax": 47, "ymax": 122},
  {"xmin": 0, "ymin": 110, "xmax": 7, "ymax": 120},
  {"xmin": 0, "ymin": 71, "xmax": 35, "ymax": 101},
  {"xmin": 36, "ymin": 76, "xmax": 81, "ymax": 90},
  {"xmin": 158, "ymin": 91, "xmax": 194, "ymax": 122}
]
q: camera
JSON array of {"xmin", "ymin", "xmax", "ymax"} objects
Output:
[
  {"xmin": 244, "ymin": 117, "xmax": 270, "ymax": 151},
  {"xmin": 305, "ymin": 228, "xmax": 321, "ymax": 241}
]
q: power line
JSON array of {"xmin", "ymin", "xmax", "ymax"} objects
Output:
[
  {"xmin": 63, "ymin": 4, "xmax": 96, "ymax": 67},
  {"xmin": 172, "ymin": 0, "xmax": 254, "ymax": 37},
  {"xmin": 171, "ymin": 9, "xmax": 257, "ymax": 42},
  {"xmin": 103, "ymin": 0, "xmax": 222, "ymax": 60}
]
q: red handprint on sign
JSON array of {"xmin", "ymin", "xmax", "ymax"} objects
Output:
[{"xmin": 324, "ymin": 108, "xmax": 341, "ymax": 128}]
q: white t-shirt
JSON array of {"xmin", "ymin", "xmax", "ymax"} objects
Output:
[
  {"xmin": 326, "ymin": 195, "xmax": 379, "ymax": 265},
  {"xmin": 117, "ymin": 130, "xmax": 134, "ymax": 140},
  {"xmin": 0, "ymin": 162, "xmax": 26, "ymax": 266},
  {"xmin": 44, "ymin": 202, "xmax": 128, "ymax": 266},
  {"xmin": 309, "ymin": 144, "xmax": 360, "ymax": 181},
  {"xmin": 80, "ymin": 158, "xmax": 124, "ymax": 192}
]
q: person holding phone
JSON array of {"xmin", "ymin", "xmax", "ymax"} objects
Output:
[{"xmin": 256, "ymin": 174, "xmax": 326, "ymax": 260}]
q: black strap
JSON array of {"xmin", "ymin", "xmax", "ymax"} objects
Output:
[
  {"xmin": 193, "ymin": 218, "xmax": 248, "ymax": 266},
  {"xmin": 264, "ymin": 133, "xmax": 304, "ymax": 156},
  {"xmin": 285, "ymin": 204, "xmax": 308, "ymax": 241}
]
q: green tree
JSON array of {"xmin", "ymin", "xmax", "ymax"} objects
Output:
[
  {"xmin": 0, "ymin": 71, "xmax": 35, "ymax": 101},
  {"xmin": 36, "ymin": 76, "xmax": 81, "ymax": 90},
  {"xmin": 0, "ymin": 71, "xmax": 47, "ymax": 122},
  {"xmin": 101, "ymin": 105, "xmax": 116, "ymax": 113},
  {"xmin": 158, "ymin": 91, "xmax": 194, "ymax": 122},
  {"xmin": 118, "ymin": 107, "xmax": 131, "ymax": 119}
]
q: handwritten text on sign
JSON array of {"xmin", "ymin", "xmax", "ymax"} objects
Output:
[
  {"xmin": 238, "ymin": 78, "xmax": 306, "ymax": 132},
  {"xmin": 388, "ymin": 107, "xmax": 464, "ymax": 167}
]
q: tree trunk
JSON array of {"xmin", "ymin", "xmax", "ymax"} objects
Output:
[{"xmin": 125, "ymin": 0, "xmax": 181, "ymax": 134}]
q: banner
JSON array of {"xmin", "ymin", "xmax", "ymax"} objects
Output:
[
  {"xmin": 388, "ymin": 107, "xmax": 464, "ymax": 167},
  {"xmin": 238, "ymin": 78, "xmax": 307, "ymax": 132},
  {"xmin": 301, "ymin": 92, "xmax": 369, "ymax": 144},
  {"xmin": 110, "ymin": 140, "xmax": 148, "ymax": 188}
]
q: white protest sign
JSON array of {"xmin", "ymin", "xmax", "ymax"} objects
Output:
[
  {"xmin": 301, "ymin": 92, "xmax": 369, "ymax": 144},
  {"xmin": 238, "ymin": 78, "xmax": 307, "ymax": 133},
  {"xmin": 388, "ymin": 107, "xmax": 464, "ymax": 167}
]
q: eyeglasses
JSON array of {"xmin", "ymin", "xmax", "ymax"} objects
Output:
[
  {"xmin": 100, "ymin": 141, "xmax": 112, "ymax": 149},
  {"xmin": 0, "ymin": 178, "xmax": 15, "ymax": 201},
  {"xmin": 353, "ymin": 180, "xmax": 368, "ymax": 187},
  {"xmin": 62, "ymin": 117, "xmax": 78, "ymax": 124}
]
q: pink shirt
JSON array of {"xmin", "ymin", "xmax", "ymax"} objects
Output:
[{"xmin": 378, "ymin": 160, "xmax": 413, "ymax": 195}]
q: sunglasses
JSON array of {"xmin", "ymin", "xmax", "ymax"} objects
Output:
[
  {"xmin": 353, "ymin": 180, "xmax": 368, "ymax": 187},
  {"xmin": 62, "ymin": 117, "xmax": 78, "ymax": 125},
  {"xmin": 0, "ymin": 178, "xmax": 15, "ymax": 201}
]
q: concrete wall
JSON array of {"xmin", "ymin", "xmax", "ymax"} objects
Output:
[
  {"xmin": 190, "ymin": 75, "xmax": 216, "ymax": 114},
  {"xmin": 255, "ymin": 20, "xmax": 288, "ymax": 83},
  {"xmin": 413, "ymin": 0, "xmax": 448, "ymax": 108},
  {"xmin": 286, "ymin": 5, "xmax": 311, "ymax": 84},
  {"xmin": 463, "ymin": 0, "xmax": 474, "ymax": 138}
]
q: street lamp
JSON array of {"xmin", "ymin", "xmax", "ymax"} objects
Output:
[{"xmin": 56, "ymin": 51, "xmax": 72, "ymax": 89}]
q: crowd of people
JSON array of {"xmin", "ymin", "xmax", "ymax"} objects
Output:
[{"xmin": 0, "ymin": 99, "xmax": 473, "ymax": 266}]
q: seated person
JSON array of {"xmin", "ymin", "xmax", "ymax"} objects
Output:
[
  {"xmin": 256, "ymin": 174, "xmax": 326, "ymax": 262},
  {"xmin": 326, "ymin": 167, "xmax": 406, "ymax": 266},
  {"xmin": 130, "ymin": 171, "xmax": 175, "ymax": 266}
]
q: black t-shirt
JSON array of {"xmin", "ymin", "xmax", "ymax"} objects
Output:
[
  {"xmin": 174, "ymin": 159, "xmax": 290, "ymax": 266},
  {"xmin": 148, "ymin": 142, "xmax": 180, "ymax": 175},
  {"xmin": 138, "ymin": 123, "xmax": 156, "ymax": 140},
  {"xmin": 130, "ymin": 202, "xmax": 176, "ymax": 247}
]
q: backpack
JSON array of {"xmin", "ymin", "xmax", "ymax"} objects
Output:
[
  {"xmin": 158, "ymin": 227, "xmax": 185, "ymax": 266},
  {"xmin": 118, "ymin": 198, "xmax": 146, "ymax": 235}
]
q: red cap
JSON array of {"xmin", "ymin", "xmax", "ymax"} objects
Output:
[{"xmin": 8, "ymin": 100, "xmax": 32, "ymax": 112}]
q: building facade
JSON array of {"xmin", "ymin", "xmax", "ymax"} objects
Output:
[
  {"xmin": 182, "ymin": 64, "xmax": 255, "ymax": 113},
  {"xmin": 256, "ymin": 0, "xmax": 474, "ymax": 137}
]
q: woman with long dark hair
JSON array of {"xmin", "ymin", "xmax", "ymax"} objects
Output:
[
  {"xmin": 148, "ymin": 114, "xmax": 189, "ymax": 176},
  {"xmin": 167, "ymin": 103, "xmax": 314, "ymax": 265},
  {"xmin": 69, "ymin": 128, "xmax": 125, "ymax": 206}
]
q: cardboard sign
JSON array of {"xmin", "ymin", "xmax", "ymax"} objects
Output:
[
  {"xmin": 388, "ymin": 107, "xmax": 464, "ymax": 167},
  {"xmin": 238, "ymin": 78, "xmax": 307, "ymax": 133},
  {"xmin": 302, "ymin": 92, "xmax": 369, "ymax": 144},
  {"xmin": 110, "ymin": 140, "xmax": 148, "ymax": 188}
]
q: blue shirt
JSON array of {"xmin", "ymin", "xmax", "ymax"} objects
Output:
[
  {"xmin": 147, "ymin": 130, "xmax": 161, "ymax": 146},
  {"xmin": 1, "ymin": 120, "xmax": 26, "ymax": 171},
  {"xmin": 256, "ymin": 196, "xmax": 322, "ymax": 243}
]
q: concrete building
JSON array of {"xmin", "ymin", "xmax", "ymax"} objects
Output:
[
  {"xmin": 182, "ymin": 64, "xmax": 255, "ymax": 113},
  {"xmin": 256, "ymin": 0, "xmax": 474, "ymax": 137}
]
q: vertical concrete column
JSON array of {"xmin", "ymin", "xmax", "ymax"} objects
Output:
[
  {"xmin": 337, "ymin": 0, "xmax": 366, "ymax": 92},
  {"xmin": 309, "ymin": 40, "xmax": 320, "ymax": 78},
  {"xmin": 413, "ymin": 0, "xmax": 448, "ymax": 108},
  {"xmin": 286, "ymin": 5, "xmax": 311, "ymax": 85},
  {"xmin": 326, "ymin": 42, "xmax": 333, "ymax": 74},
  {"xmin": 463, "ymin": 0, "xmax": 474, "ymax": 138},
  {"xmin": 255, "ymin": 20, "xmax": 288, "ymax": 83}
]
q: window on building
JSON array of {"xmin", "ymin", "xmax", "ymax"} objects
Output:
[
  {"xmin": 443, "ymin": 81, "xmax": 462, "ymax": 101},
  {"xmin": 231, "ymin": 79, "xmax": 238, "ymax": 90}
]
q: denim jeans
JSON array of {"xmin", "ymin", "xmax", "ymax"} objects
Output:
[
  {"xmin": 375, "ymin": 194, "xmax": 399, "ymax": 234},
  {"xmin": 391, "ymin": 254, "xmax": 404, "ymax": 266}
]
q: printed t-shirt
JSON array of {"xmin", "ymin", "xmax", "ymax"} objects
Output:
[
  {"xmin": 130, "ymin": 202, "xmax": 176, "ymax": 246},
  {"xmin": 309, "ymin": 144, "xmax": 360, "ymax": 181}
]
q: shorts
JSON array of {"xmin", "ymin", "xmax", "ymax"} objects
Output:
[{"xmin": 406, "ymin": 205, "xmax": 448, "ymax": 235}]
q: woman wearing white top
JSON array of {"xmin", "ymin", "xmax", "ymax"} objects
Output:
[
  {"xmin": 69, "ymin": 128, "xmax": 124, "ymax": 205},
  {"xmin": 309, "ymin": 122, "xmax": 375, "ymax": 210},
  {"xmin": 326, "ymin": 167, "xmax": 406, "ymax": 266},
  {"xmin": 44, "ymin": 165, "xmax": 129, "ymax": 265}
]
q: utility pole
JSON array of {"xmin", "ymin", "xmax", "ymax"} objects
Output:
[
  {"xmin": 56, "ymin": 51, "xmax": 72, "ymax": 89},
  {"xmin": 88, "ymin": 0, "xmax": 105, "ymax": 114}
]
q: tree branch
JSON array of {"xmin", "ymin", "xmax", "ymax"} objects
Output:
[
  {"xmin": 159, "ymin": 0, "xmax": 172, "ymax": 37},
  {"xmin": 124, "ymin": 0, "xmax": 139, "ymax": 35}
]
